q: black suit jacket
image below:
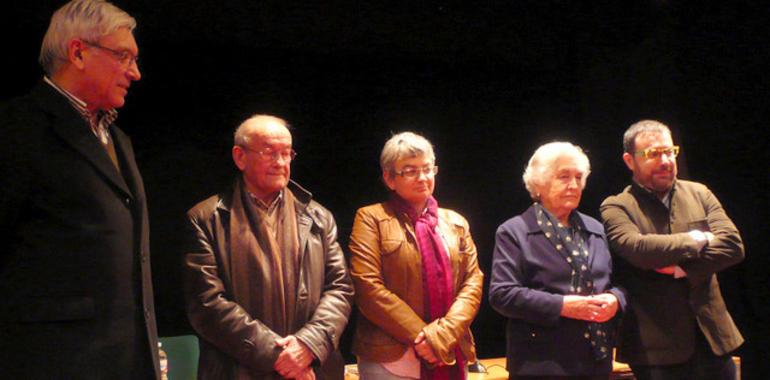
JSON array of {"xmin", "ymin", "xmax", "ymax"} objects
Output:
[{"xmin": 0, "ymin": 82, "xmax": 160, "ymax": 379}]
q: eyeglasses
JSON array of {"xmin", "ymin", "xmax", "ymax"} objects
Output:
[
  {"xmin": 634, "ymin": 145, "xmax": 680, "ymax": 160},
  {"xmin": 393, "ymin": 165, "xmax": 438, "ymax": 178},
  {"xmin": 84, "ymin": 41, "xmax": 139, "ymax": 67},
  {"xmin": 239, "ymin": 145, "xmax": 297, "ymax": 163}
]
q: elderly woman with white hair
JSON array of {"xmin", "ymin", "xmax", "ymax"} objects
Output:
[
  {"xmin": 349, "ymin": 132, "xmax": 483, "ymax": 380},
  {"xmin": 489, "ymin": 142, "xmax": 626, "ymax": 380}
]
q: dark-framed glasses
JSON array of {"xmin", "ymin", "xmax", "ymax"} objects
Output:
[
  {"xmin": 83, "ymin": 41, "xmax": 139, "ymax": 67},
  {"xmin": 634, "ymin": 145, "xmax": 680, "ymax": 160},
  {"xmin": 239, "ymin": 145, "xmax": 297, "ymax": 163},
  {"xmin": 394, "ymin": 165, "xmax": 438, "ymax": 178}
]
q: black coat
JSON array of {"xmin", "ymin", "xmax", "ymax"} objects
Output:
[{"xmin": 0, "ymin": 83, "xmax": 160, "ymax": 379}]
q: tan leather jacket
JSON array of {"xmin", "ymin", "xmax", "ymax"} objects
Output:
[
  {"xmin": 349, "ymin": 201, "xmax": 483, "ymax": 365},
  {"xmin": 183, "ymin": 181, "xmax": 354, "ymax": 379}
]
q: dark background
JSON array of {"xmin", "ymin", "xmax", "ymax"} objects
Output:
[{"xmin": 4, "ymin": 1, "xmax": 768, "ymax": 378}]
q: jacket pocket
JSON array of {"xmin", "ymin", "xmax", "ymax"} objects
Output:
[
  {"xmin": 380, "ymin": 238, "xmax": 404, "ymax": 256},
  {"xmin": 12, "ymin": 296, "xmax": 95, "ymax": 322}
]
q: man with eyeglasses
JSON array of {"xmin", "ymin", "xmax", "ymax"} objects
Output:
[
  {"xmin": 183, "ymin": 115, "xmax": 353, "ymax": 379},
  {"xmin": 600, "ymin": 120, "xmax": 744, "ymax": 380},
  {"xmin": 0, "ymin": 0, "xmax": 158, "ymax": 379}
]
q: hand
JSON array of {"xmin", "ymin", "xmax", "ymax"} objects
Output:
[
  {"xmin": 655, "ymin": 266, "xmax": 676, "ymax": 275},
  {"xmin": 590, "ymin": 293, "xmax": 619, "ymax": 322},
  {"xmin": 413, "ymin": 331, "xmax": 440, "ymax": 366},
  {"xmin": 274, "ymin": 335, "xmax": 314, "ymax": 379},
  {"xmin": 295, "ymin": 367, "xmax": 316, "ymax": 380},
  {"xmin": 561, "ymin": 295, "xmax": 607, "ymax": 322}
]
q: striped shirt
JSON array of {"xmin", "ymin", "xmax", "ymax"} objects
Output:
[{"xmin": 43, "ymin": 76, "xmax": 117, "ymax": 145}]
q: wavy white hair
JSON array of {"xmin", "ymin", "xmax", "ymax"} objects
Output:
[{"xmin": 522, "ymin": 141, "xmax": 591, "ymax": 201}]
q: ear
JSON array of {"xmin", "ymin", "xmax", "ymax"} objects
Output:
[
  {"xmin": 232, "ymin": 146, "xmax": 247, "ymax": 171},
  {"xmin": 67, "ymin": 39, "xmax": 87, "ymax": 69},
  {"xmin": 622, "ymin": 152, "xmax": 635, "ymax": 171},
  {"xmin": 382, "ymin": 170, "xmax": 396, "ymax": 191}
]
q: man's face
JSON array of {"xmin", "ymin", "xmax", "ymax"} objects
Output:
[
  {"xmin": 623, "ymin": 131, "xmax": 678, "ymax": 194},
  {"xmin": 79, "ymin": 27, "xmax": 141, "ymax": 111},
  {"xmin": 233, "ymin": 120, "xmax": 293, "ymax": 201}
]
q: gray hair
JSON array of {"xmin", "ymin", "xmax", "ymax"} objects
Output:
[
  {"xmin": 380, "ymin": 132, "xmax": 435, "ymax": 174},
  {"xmin": 522, "ymin": 141, "xmax": 591, "ymax": 201},
  {"xmin": 40, "ymin": 0, "xmax": 136, "ymax": 76},
  {"xmin": 233, "ymin": 114, "xmax": 289, "ymax": 146},
  {"xmin": 623, "ymin": 120, "xmax": 672, "ymax": 153}
]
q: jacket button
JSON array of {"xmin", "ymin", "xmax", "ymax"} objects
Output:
[
  {"xmin": 530, "ymin": 332, "xmax": 536, "ymax": 338},
  {"xmin": 125, "ymin": 198, "xmax": 131, "ymax": 207}
]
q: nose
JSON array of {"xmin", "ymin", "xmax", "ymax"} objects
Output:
[
  {"xmin": 660, "ymin": 153, "xmax": 673, "ymax": 165},
  {"xmin": 127, "ymin": 60, "xmax": 141, "ymax": 81},
  {"xmin": 567, "ymin": 177, "xmax": 579, "ymax": 189}
]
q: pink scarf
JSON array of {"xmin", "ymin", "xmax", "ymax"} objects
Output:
[{"xmin": 391, "ymin": 195, "xmax": 465, "ymax": 380}]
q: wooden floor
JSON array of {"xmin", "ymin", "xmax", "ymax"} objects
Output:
[{"xmin": 344, "ymin": 356, "xmax": 740, "ymax": 380}]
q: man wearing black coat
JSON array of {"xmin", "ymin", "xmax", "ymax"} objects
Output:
[{"xmin": 0, "ymin": 1, "xmax": 159, "ymax": 378}]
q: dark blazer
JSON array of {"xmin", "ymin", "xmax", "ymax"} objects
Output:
[
  {"xmin": 489, "ymin": 205, "xmax": 626, "ymax": 377},
  {"xmin": 183, "ymin": 180, "xmax": 353, "ymax": 380},
  {"xmin": 600, "ymin": 180, "xmax": 744, "ymax": 366},
  {"xmin": 0, "ymin": 83, "xmax": 160, "ymax": 379}
]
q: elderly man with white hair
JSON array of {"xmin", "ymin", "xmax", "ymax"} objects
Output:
[
  {"xmin": 0, "ymin": 0, "xmax": 158, "ymax": 378},
  {"xmin": 489, "ymin": 142, "xmax": 626, "ymax": 380}
]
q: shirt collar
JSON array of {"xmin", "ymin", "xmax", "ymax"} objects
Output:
[
  {"xmin": 43, "ymin": 76, "xmax": 119, "ymax": 126},
  {"xmin": 247, "ymin": 189, "xmax": 284, "ymax": 212},
  {"xmin": 631, "ymin": 178, "xmax": 675, "ymax": 208}
]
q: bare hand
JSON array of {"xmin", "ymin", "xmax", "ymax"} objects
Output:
[
  {"xmin": 413, "ymin": 331, "xmax": 440, "ymax": 366},
  {"xmin": 655, "ymin": 266, "xmax": 676, "ymax": 275},
  {"xmin": 274, "ymin": 335, "xmax": 314, "ymax": 379},
  {"xmin": 295, "ymin": 367, "xmax": 316, "ymax": 380},
  {"xmin": 561, "ymin": 295, "xmax": 607, "ymax": 322},
  {"xmin": 590, "ymin": 293, "xmax": 619, "ymax": 322}
]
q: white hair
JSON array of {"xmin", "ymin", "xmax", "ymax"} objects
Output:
[
  {"xmin": 380, "ymin": 131, "xmax": 435, "ymax": 174},
  {"xmin": 39, "ymin": 0, "xmax": 136, "ymax": 76},
  {"xmin": 233, "ymin": 114, "xmax": 289, "ymax": 146},
  {"xmin": 522, "ymin": 141, "xmax": 591, "ymax": 201}
]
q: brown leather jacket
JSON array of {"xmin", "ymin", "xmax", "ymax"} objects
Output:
[
  {"xmin": 183, "ymin": 180, "xmax": 354, "ymax": 379},
  {"xmin": 349, "ymin": 201, "xmax": 483, "ymax": 366}
]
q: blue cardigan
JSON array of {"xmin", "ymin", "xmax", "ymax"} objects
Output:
[{"xmin": 489, "ymin": 205, "xmax": 627, "ymax": 377}]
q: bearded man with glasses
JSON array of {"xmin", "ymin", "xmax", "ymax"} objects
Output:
[
  {"xmin": 0, "ymin": 0, "xmax": 159, "ymax": 378},
  {"xmin": 183, "ymin": 114, "xmax": 353, "ymax": 379},
  {"xmin": 600, "ymin": 120, "xmax": 744, "ymax": 380}
]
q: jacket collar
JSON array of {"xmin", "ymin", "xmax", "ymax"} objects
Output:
[
  {"xmin": 32, "ymin": 82, "xmax": 132, "ymax": 198},
  {"xmin": 217, "ymin": 179, "xmax": 313, "ymax": 213},
  {"xmin": 521, "ymin": 204, "xmax": 603, "ymax": 236},
  {"xmin": 629, "ymin": 178, "xmax": 678, "ymax": 204}
]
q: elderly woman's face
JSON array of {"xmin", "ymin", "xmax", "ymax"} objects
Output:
[
  {"xmin": 384, "ymin": 154, "xmax": 436, "ymax": 210},
  {"xmin": 537, "ymin": 156, "xmax": 584, "ymax": 220}
]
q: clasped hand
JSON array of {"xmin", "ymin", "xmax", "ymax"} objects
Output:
[
  {"xmin": 414, "ymin": 331, "xmax": 441, "ymax": 366},
  {"xmin": 561, "ymin": 293, "xmax": 618, "ymax": 322},
  {"xmin": 274, "ymin": 335, "xmax": 315, "ymax": 379}
]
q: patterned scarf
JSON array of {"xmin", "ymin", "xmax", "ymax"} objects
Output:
[
  {"xmin": 534, "ymin": 203, "xmax": 610, "ymax": 361},
  {"xmin": 390, "ymin": 195, "xmax": 465, "ymax": 380}
]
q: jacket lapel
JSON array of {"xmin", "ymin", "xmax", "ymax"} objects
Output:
[{"xmin": 38, "ymin": 83, "xmax": 132, "ymax": 198}]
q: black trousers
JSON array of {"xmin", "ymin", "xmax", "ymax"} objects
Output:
[{"xmin": 630, "ymin": 329, "xmax": 736, "ymax": 380}]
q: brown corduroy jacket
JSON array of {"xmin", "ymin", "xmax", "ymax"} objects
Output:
[{"xmin": 600, "ymin": 179, "xmax": 744, "ymax": 365}]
